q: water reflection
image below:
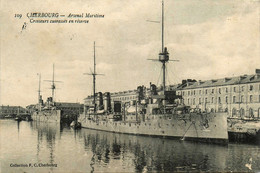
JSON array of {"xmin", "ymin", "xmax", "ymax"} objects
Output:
[
  {"xmin": 0, "ymin": 120, "xmax": 259, "ymax": 173},
  {"xmin": 31, "ymin": 121, "xmax": 61, "ymax": 172},
  {"xmin": 80, "ymin": 129, "xmax": 229, "ymax": 172}
]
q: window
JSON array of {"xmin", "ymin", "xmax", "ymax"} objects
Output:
[
  {"xmin": 241, "ymin": 86, "xmax": 244, "ymax": 92},
  {"xmin": 259, "ymin": 95, "xmax": 260, "ymax": 102},
  {"xmin": 188, "ymin": 91, "xmax": 190, "ymax": 96},
  {"xmin": 199, "ymin": 98, "xmax": 201, "ymax": 104},
  {"xmin": 232, "ymin": 108, "xmax": 237, "ymax": 117},
  {"xmin": 205, "ymin": 98, "xmax": 208, "ymax": 104},
  {"xmin": 188, "ymin": 99, "xmax": 190, "ymax": 105},
  {"xmin": 250, "ymin": 95, "xmax": 253, "ymax": 103},
  {"xmin": 219, "ymin": 88, "xmax": 221, "ymax": 94},
  {"xmin": 249, "ymin": 108, "xmax": 254, "ymax": 118},
  {"xmin": 194, "ymin": 90, "xmax": 196, "ymax": 95},
  {"xmin": 225, "ymin": 108, "xmax": 228, "ymax": 113},
  {"xmin": 240, "ymin": 108, "xmax": 245, "ymax": 118},
  {"xmin": 233, "ymin": 87, "xmax": 236, "ymax": 92},
  {"xmin": 182, "ymin": 91, "xmax": 185, "ymax": 96},
  {"xmin": 199, "ymin": 90, "xmax": 201, "ymax": 95},
  {"xmin": 212, "ymin": 89, "xmax": 214, "ymax": 94},
  {"xmin": 205, "ymin": 89, "xmax": 208, "ymax": 94},
  {"xmin": 225, "ymin": 88, "xmax": 228, "ymax": 93},
  {"xmin": 225, "ymin": 96, "xmax": 228, "ymax": 104},
  {"xmin": 211, "ymin": 97, "xmax": 214, "ymax": 103},
  {"xmin": 249, "ymin": 85, "xmax": 253, "ymax": 91},
  {"xmin": 193, "ymin": 98, "xmax": 195, "ymax": 105},
  {"xmin": 241, "ymin": 95, "xmax": 244, "ymax": 103},
  {"xmin": 233, "ymin": 96, "xmax": 236, "ymax": 103},
  {"xmin": 218, "ymin": 97, "xmax": 221, "ymax": 104}
]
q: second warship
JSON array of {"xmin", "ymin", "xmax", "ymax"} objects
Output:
[{"xmin": 31, "ymin": 64, "xmax": 83, "ymax": 124}]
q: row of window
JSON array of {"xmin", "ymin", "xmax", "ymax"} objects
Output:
[
  {"xmin": 112, "ymin": 95, "xmax": 138, "ymax": 102},
  {"xmin": 180, "ymin": 84, "xmax": 260, "ymax": 96},
  {"xmin": 85, "ymin": 95, "xmax": 138, "ymax": 104},
  {"xmin": 186, "ymin": 95, "xmax": 260, "ymax": 105},
  {"xmin": 231, "ymin": 107, "xmax": 260, "ymax": 118},
  {"xmin": 0, "ymin": 110, "xmax": 27, "ymax": 113}
]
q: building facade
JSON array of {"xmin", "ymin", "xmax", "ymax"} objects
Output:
[
  {"xmin": 0, "ymin": 105, "xmax": 28, "ymax": 117},
  {"xmin": 176, "ymin": 69, "xmax": 260, "ymax": 119}
]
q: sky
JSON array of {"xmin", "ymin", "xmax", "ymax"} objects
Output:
[{"xmin": 0, "ymin": 0, "xmax": 259, "ymax": 107}]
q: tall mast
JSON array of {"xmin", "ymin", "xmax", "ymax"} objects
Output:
[
  {"xmin": 52, "ymin": 64, "xmax": 55, "ymax": 100},
  {"xmin": 159, "ymin": 0, "xmax": 169, "ymax": 95},
  {"xmin": 38, "ymin": 73, "xmax": 41, "ymax": 111},
  {"xmin": 44, "ymin": 63, "xmax": 62, "ymax": 103},
  {"xmin": 148, "ymin": 0, "xmax": 170, "ymax": 95},
  {"xmin": 162, "ymin": 0, "xmax": 164, "ymax": 52},
  {"xmin": 93, "ymin": 42, "xmax": 96, "ymax": 114},
  {"xmin": 83, "ymin": 41, "xmax": 104, "ymax": 114}
]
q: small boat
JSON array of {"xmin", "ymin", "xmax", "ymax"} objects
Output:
[
  {"xmin": 70, "ymin": 121, "xmax": 82, "ymax": 129},
  {"xmin": 14, "ymin": 117, "xmax": 22, "ymax": 121},
  {"xmin": 4, "ymin": 115, "xmax": 13, "ymax": 119}
]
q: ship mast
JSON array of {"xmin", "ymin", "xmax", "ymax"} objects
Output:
[
  {"xmin": 162, "ymin": 0, "xmax": 164, "ymax": 52},
  {"xmin": 148, "ymin": 0, "xmax": 176, "ymax": 95},
  {"xmin": 160, "ymin": 0, "xmax": 169, "ymax": 95},
  {"xmin": 148, "ymin": 0, "xmax": 173, "ymax": 95},
  {"xmin": 52, "ymin": 64, "xmax": 55, "ymax": 100},
  {"xmin": 84, "ymin": 41, "xmax": 104, "ymax": 114},
  {"xmin": 44, "ymin": 63, "xmax": 62, "ymax": 103},
  {"xmin": 37, "ymin": 73, "xmax": 41, "ymax": 111},
  {"xmin": 93, "ymin": 42, "xmax": 96, "ymax": 114}
]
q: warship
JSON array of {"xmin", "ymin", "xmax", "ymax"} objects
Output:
[
  {"xmin": 228, "ymin": 118, "xmax": 260, "ymax": 143},
  {"xmin": 78, "ymin": 1, "xmax": 228, "ymax": 144},
  {"xmin": 31, "ymin": 64, "xmax": 83, "ymax": 124}
]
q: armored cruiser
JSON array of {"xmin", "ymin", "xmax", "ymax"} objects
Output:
[
  {"xmin": 31, "ymin": 65, "xmax": 83, "ymax": 124},
  {"xmin": 78, "ymin": 1, "xmax": 228, "ymax": 144}
]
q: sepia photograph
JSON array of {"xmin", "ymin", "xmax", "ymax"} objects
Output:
[{"xmin": 0, "ymin": 0, "xmax": 259, "ymax": 172}]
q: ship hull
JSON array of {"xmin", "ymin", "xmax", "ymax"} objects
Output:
[
  {"xmin": 32, "ymin": 110, "xmax": 78, "ymax": 124},
  {"xmin": 79, "ymin": 112, "xmax": 228, "ymax": 144},
  {"xmin": 228, "ymin": 119, "xmax": 260, "ymax": 144},
  {"xmin": 31, "ymin": 110, "xmax": 61, "ymax": 123}
]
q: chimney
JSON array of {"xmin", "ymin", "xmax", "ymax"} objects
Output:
[
  {"xmin": 198, "ymin": 80, "xmax": 204, "ymax": 85},
  {"xmin": 224, "ymin": 78, "xmax": 231, "ymax": 82},
  {"xmin": 239, "ymin": 76, "xmax": 246, "ymax": 81}
]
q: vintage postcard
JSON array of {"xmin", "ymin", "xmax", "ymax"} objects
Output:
[{"xmin": 0, "ymin": 0, "xmax": 259, "ymax": 172}]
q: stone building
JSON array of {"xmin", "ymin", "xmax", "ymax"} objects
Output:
[
  {"xmin": 176, "ymin": 69, "xmax": 260, "ymax": 119},
  {"xmin": 0, "ymin": 105, "xmax": 28, "ymax": 117},
  {"xmin": 110, "ymin": 90, "xmax": 138, "ymax": 103}
]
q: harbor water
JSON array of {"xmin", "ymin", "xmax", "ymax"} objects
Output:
[{"xmin": 0, "ymin": 119, "xmax": 259, "ymax": 172}]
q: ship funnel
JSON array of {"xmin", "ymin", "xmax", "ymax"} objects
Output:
[
  {"xmin": 97, "ymin": 92, "xmax": 103, "ymax": 110},
  {"xmin": 150, "ymin": 84, "xmax": 157, "ymax": 95},
  {"xmin": 104, "ymin": 92, "xmax": 111, "ymax": 112},
  {"xmin": 137, "ymin": 86, "xmax": 145, "ymax": 102}
]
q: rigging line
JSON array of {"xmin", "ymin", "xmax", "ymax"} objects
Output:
[
  {"xmin": 181, "ymin": 121, "xmax": 195, "ymax": 140},
  {"xmin": 156, "ymin": 66, "xmax": 163, "ymax": 86},
  {"xmin": 152, "ymin": 62, "xmax": 161, "ymax": 83},
  {"xmin": 165, "ymin": 66, "xmax": 171, "ymax": 86},
  {"xmin": 168, "ymin": 68, "xmax": 177, "ymax": 84},
  {"xmin": 168, "ymin": 63, "xmax": 181, "ymax": 84}
]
